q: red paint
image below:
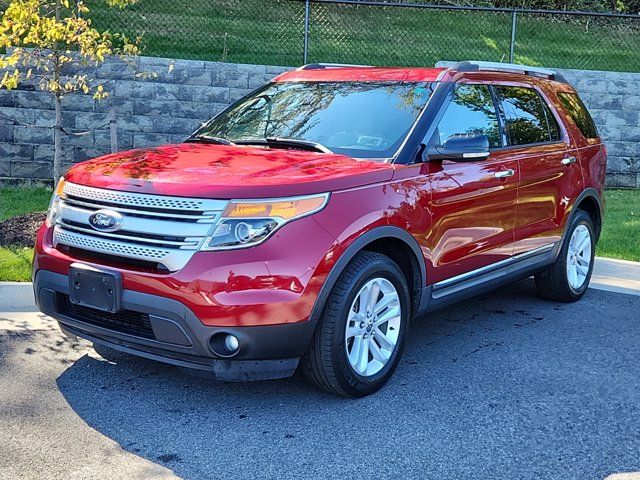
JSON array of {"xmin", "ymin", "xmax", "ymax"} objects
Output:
[
  {"xmin": 64, "ymin": 143, "xmax": 394, "ymax": 199},
  {"xmin": 273, "ymin": 67, "xmax": 446, "ymax": 83},
  {"xmin": 34, "ymin": 67, "xmax": 607, "ymax": 330}
]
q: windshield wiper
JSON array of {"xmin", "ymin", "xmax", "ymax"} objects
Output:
[
  {"xmin": 185, "ymin": 135, "xmax": 236, "ymax": 146},
  {"xmin": 235, "ymin": 137, "xmax": 333, "ymax": 154}
]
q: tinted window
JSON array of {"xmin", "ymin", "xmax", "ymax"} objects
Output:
[
  {"xmin": 543, "ymin": 101, "xmax": 562, "ymax": 142},
  {"xmin": 497, "ymin": 86, "xmax": 553, "ymax": 146},
  {"xmin": 431, "ymin": 84, "xmax": 501, "ymax": 148},
  {"xmin": 193, "ymin": 81, "xmax": 436, "ymax": 159},
  {"xmin": 558, "ymin": 92, "xmax": 599, "ymax": 139}
]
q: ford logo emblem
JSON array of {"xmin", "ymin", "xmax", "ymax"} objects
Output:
[{"xmin": 88, "ymin": 210, "xmax": 123, "ymax": 232}]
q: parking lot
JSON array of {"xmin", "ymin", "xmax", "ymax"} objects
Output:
[{"xmin": 1, "ymin": 279, "xmax": 639, "ymax": 479}]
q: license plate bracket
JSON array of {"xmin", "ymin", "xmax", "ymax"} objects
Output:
[{"xmin": 68, "ymin": 263, "xmax": 122, "ymax": 313}]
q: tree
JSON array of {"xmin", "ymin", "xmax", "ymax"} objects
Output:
[{"xmin": 0, "ymin": 0, "xmax": 140, "ymax": 184}]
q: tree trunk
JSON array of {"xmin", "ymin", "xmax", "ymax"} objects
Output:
[
  {"xmin": 53, "ymin": 0, "xmax": 62, "ymax": 185},
  {"xmin": 53, "ymin": 93, "xmax": 63, "ymax": 183}
]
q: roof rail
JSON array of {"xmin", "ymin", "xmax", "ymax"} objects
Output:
[
  {"xmin": 438, "ymin": 60, "xmax": 568, "ymax": 83},
  {"xmin": 297, "ymin": 63, "xmax": 373, "ymax": 70}
]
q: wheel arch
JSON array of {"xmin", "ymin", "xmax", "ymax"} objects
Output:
[
  {"xmin": 308, "ymin": 226, "xmax": 427, "ymax": 323},
  {"xmin": 567, "ymin": 188, "xmax": 604, "ymax": 241}
]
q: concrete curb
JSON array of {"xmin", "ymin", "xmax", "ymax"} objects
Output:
[
  {"xmin": 0, "ymin": 282, "xmax": 35, "ymax": 312},
  {"xmin": 1, "ymin": 257, "xmax": 638, "ymax": 313},
  {"xmin": 591, "ymin": 257, "xmax": 640, "ymax": 297}
]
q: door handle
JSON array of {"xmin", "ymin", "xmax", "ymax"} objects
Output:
[
  {"xmin": 494, "ymin": 169, "xmax": 515, "ymax": 179},
  {"xmin": 562, "ymin": 156, "xmax": 577, "ymax": 165}
]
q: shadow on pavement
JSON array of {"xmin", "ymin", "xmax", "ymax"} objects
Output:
[{"xmin": 55, "ymin": 280, "xmax": 640, "ymax": 479}]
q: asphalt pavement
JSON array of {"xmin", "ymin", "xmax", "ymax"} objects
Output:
[{"xmin": 2, "ymin": 279, "xmax": 640, "ymax": 479}]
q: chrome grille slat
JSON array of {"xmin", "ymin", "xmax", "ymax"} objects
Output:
[
  {"xmin": 58, "ymin": 223, "xmax": 201, "ymax": 248},
  {"xmin": 54, "ymin": 182, "xmax": 229, "ymax": 271},
  {"xmin": 57, "ymin": 202, "xmax": 215, "ymax": 238},
  {"xmin": 62, "ymin": 197, "xmax": 219, "ymax": 222},
  {"xmin": 55, "ymin": 227, "xmax": 172, "ymax": 260},
  {"xmin": 63, "ymin": 183, "xmax": 227, "ymax": 212}
]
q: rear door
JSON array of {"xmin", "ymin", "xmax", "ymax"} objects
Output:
[
  {"xmin": 493, "ymin": 84, "xmax": 583, "ymax": 255},
  {"xmin": 425, "ymin": 83, "xmax": 519, "ymax": 284}
]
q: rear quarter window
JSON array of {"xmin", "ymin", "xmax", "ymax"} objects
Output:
[
  {"xmin": 558, "ymin": 92, "xmax": 599, "ymax": 139},
  {"xmin": 496, "ymin": 86, "xmax": 556, "ymax": 146}
]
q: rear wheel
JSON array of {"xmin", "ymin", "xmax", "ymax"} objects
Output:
[
  {"xmin": 302, "ymin": 251, "xmax": 410, "ymax": 397},
  {"xmin": 535, "ymin": 210, "xmax": 595, "ymax": 302}
]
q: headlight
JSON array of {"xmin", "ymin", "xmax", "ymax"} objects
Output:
[
  {"xmin": 45, "ymin": 177, "xmax": 66, "ymax": 227},
  {"xmin": 201, "ymin": 193, "xmax": 329, "ymax": 250}
]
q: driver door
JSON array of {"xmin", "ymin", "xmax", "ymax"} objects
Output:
[{"xmin": 425, "ymin": 83, "xmax": 519, "ymax": 285}]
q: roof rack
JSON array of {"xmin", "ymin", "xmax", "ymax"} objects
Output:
[
  {"xmin": 438, "ymin": 60, "xmax": 568, "ymax": 83},
  {"xmin": 297, "ymin": 63, "xmax": 373, "ymax": 70}
]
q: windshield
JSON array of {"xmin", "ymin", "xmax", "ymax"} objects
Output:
[{"xmin": 191, "ymin": 81, "xmax": 437, "ymax": 159}]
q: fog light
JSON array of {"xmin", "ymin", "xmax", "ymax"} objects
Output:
[
  {"xmin": 209, "ymin": 332, "xmax": 241, "ymax": 357},
  {"xmin": 224, "ymin": 334, "xmax": 239, "ymax": 353}
]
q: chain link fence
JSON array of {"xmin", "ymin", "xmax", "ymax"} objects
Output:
[{"xmin": 3, "ymin": 0, "xmax": 640, "ymax": 71}]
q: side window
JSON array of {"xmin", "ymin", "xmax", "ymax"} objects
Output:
[
  {"xmin": 558, "ymin": 92, "xmax": 599, "ymax": 139},
  {"xmin": 496, "ymin": 86, "xmax": 555, "ymax": 146},
  {"xmin": 542, "ymin": 101, "xmax": 562, "ymax": 142},
  {"xmin": 430, "ymin": 84, "xmax": 501, "ymax": 149}
]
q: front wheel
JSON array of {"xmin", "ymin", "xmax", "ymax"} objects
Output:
[
  {"xmin": 535, "ymin": 209, "xmax": 596, "ymax": 302},
  {"xmin": 301, "ymin": 251, "xmax": 410, "ymax": 398}
]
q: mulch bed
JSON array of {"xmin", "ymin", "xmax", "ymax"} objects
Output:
[{"xmin": 0, "ymin": 212, "xmax": 47, "ymax": 248}]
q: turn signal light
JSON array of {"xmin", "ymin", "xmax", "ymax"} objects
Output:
[{"xmin": 223, "ymin": 195, "xmax": 328, "ymax": 220}]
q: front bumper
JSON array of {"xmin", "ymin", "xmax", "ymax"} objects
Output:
[{"xmin": 34, "ymin": 269, "xmax": 317, "ymax": 381}]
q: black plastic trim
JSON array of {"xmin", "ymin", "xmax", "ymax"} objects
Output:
[
  {"xmin": 60, "ymin": 324, "xmax": 299, "ymax": 381},
  {"xmin": 426, "ymin": 243, "xmax": 557, "ymax": 311},
  {"xmin": 562, "ymin": 187, "xmax": 604, "ymax": 242},
  {"xmin": 34, "ymin": 269, "xmax": 317, "ymax": 380},
  {"xmin": 308, "ymin": 226, "xmax": 427, "ymax": 322},
  {"xmin": 394, "ymin": 81, "xmax": 455, "ymax": 164}
]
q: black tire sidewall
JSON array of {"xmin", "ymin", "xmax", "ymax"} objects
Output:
[{"xmin": 328, "ymin": 256, "xmax": 410, "ymax": 397}]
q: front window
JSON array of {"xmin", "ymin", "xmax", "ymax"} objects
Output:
[
  {"xmin": 192, "ymin": 81, "xmax": 437, "ymax": 159},
  {"xmin": 429, "ymin": 84, "xmax": 501, "ymax": 149}
]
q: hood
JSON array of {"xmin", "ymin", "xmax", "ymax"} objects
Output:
[{"xmin": 64, "ymin": 143, "xmax": 395, "ymax": 199}]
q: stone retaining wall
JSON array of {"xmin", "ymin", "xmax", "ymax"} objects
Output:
[{"xmin": 0, "ymin": 57, "xmax": 638, "ymax": 187}]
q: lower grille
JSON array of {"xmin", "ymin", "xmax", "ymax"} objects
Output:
[{"xmin": 58, "ymin": 294, "xmax": 155, "ymax": 340}]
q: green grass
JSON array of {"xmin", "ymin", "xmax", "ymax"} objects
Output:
[
  {"xmin": 0, "ymin": 187, "xmax": 51, "ymax": 222},
  {"xmin": 83, "ymin": 0, "xmax": 640, "ymax": 72},
  {"xmin": 597, "ymin": 189, "xmax": 640, "ymax": 262},
  {"xmin": 0, "ymin": 187, "xmax": 50, "ymax": 282},
  {"xmin": 0, "ymin": 187, "xmax": 638, "ymax": 281},
  {"xmin": 0, "ymin": 246, "xmax": 34, "ymax": 282}
]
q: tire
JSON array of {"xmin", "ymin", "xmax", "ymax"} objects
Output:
[
  {"xmin": 301, "ymin": 251, "xmax": 410, "ymax": 398},
  {"xmin": 535, "ymin": 209, "xmax": 596, "ymax": 302}
]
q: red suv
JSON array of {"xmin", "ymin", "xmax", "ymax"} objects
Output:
[{"xmin": 33, "ymin": 61, "xmax": 606, "ymax": 397}]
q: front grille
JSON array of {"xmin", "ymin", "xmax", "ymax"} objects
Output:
[
  {"xmin": 58, "ymin": 294, "xmax": 155, "ymax": 339},
  {"xmin": 53, "ymin": 182, "xmax": 229, "ymax": 271},
  {"xmin": 63, "ymin": 182, "xmax": 211, "ymax": 211}
]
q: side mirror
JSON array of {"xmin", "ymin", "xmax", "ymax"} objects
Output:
[{"xmin": 427, "ymin": 133, "xmax": 490, "ymax": 162}]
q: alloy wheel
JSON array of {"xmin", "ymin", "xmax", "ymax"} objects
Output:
[
  {"xmin": 566, "ymin": 224, "xmax": 592, "ymax": 290},
  {"xmin": 344, "ymin": 277, "xmax": 402, "ymax": 377}
]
